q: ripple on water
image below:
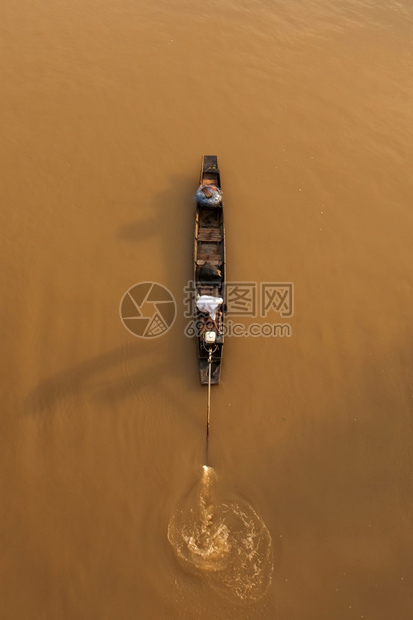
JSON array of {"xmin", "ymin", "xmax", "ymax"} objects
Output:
[{"xmin": 168, "ymin": 467, "xmax": 273, "ymax": 603}]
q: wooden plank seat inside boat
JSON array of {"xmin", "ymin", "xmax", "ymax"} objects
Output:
[
  {"xmin": 197, "ymin": 228, "xmax": 222, "ymax": 242},
  {"xmin": 196, "ymin": 256, "xmax": 222, "ymax": 265},
  {"xmin": 202, "ymin": 175, "xmax": 218, "ymax": 185},
  {"xmin": 198, "ymin": 285, "xmax": 221, "ymax": 297}
]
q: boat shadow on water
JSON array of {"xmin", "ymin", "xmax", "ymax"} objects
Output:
[
  {"xmin": 22, "ymin": 341, "xmax": 194, "ymax": 417},
  {"xmin": 23, "ymin": 173, "xmax": 200, "ymax": 417}
]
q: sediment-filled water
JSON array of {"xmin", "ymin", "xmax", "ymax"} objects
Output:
[{"xmin": 1, "ymin": 0, "xmax": 413, "ymax": 618}]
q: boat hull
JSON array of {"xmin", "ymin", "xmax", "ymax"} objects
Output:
[{"xmin": 194, "ymin": 155, "xmax": 226, "ymax": 385}]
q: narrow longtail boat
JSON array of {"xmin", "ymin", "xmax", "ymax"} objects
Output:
[{"xmin": 193, "ymin": 155, "xmax": 226, "ymax": 385}]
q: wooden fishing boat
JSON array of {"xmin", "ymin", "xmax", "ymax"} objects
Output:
[{"xmin": 194, "ymin": 155, "xmax": 226, "ymax": 385}]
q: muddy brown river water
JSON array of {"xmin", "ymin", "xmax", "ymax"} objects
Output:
[{"xmin": 1, "ymin": 0, "xmax": 413, "ymax": 618}]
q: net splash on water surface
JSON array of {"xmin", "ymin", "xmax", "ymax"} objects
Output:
[{"xmin": 168, "ymin": 466, "xmax": 274, "ymax": 603}]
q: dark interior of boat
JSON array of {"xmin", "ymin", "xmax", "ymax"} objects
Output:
[{"xmin": 194, "ymin": 158, "xmax": 225, "ymax": 383}]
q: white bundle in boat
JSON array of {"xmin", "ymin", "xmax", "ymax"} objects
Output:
[{"xmin": 196, "ymin": 295, "xmax": 223, "ymax": 320}]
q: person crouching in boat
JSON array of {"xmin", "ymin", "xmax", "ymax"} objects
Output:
[{"xmin": 195, "ymin": 185, "xmax": 222, "ymax": 207}]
